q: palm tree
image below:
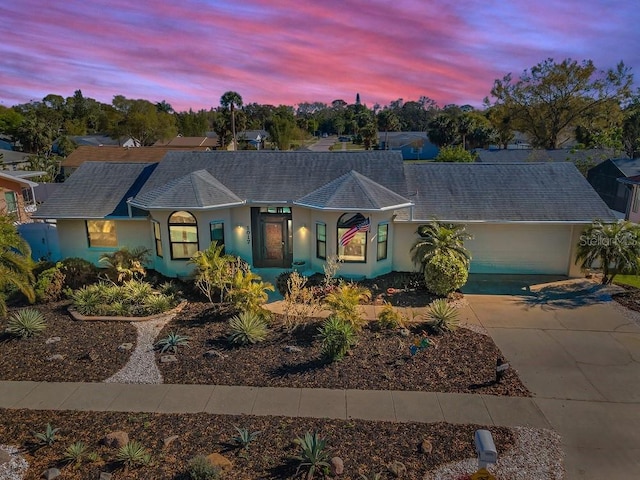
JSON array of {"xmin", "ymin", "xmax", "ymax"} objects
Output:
[
  {"xmin": 220, "ymin": 91, "xmax": 243, "ymax": 151},
  {"xmin": 0, "ymin": 214, "xmax": 35, "ymax": 317},
  {"xmin": 410, "ymin": 221, "xmax": 472, "ymax": 272},
  {"xmin": 576, "ymin": 220, "xmax": 640, "ymax": 284},
  {"xmin": 377, "ymin": 109, "xmax": 400, "ymax": 150}
]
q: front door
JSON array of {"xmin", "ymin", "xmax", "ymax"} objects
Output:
[{"xmin": 252, "ymin": 208, "xmax": 293, "ymax": 268}]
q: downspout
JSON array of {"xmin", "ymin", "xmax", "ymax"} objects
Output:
[{"xmin": 127, "ymin": 197, "xmax": 133, "ymax": 218}]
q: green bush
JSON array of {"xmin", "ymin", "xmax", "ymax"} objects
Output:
[
  {"xmin": 376, "ymin": 302, "xmax": 404, "ymax": 329},
  {"xmin": 424, "ymin": 255, "xmax": 468, "ymax": 296},
  {"xmin": 318, "ymin": 315, "xmax": 357, "ymax": 361},
  {"xmin": 425, "ymin": 298, "xmax": 459, "ymax": 334},
  {"xmin": 323, "ymin": 283, "xmax": 371, "ymax": 330},
  {"xmin": 6, "ymin": 308, "xmax": 46, "ymax": 338},
  {"xmin": 35, "ymin": 262, "xmax": 66, "ymax": 303},
  {"xmin": 116, "ymin": 441, "xmax": 151, "ymax": 468},
  {"xmin": 60, "ymin": 257, "xmax": 99, "ymax": 290},
  {"xmin": 187, "ymin": 455, "xmax": 221, "ymax": 480},
  {"xmin": 276, "ymin": 270, "xmax": 294, "ymax": 297},
  {"xmin": 228, "ymin": 310, "xmax": 270, "ymax": 345}
]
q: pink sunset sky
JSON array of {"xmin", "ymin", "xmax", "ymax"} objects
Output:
[{"xmin": 1, "ymin": 0, "xmax": 638, "ymax": 111}]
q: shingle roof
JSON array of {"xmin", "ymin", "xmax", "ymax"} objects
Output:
[
  {"xmin": 135, "ymin": 151, "xmax": 408, "ymax": 204},
  {"xmin": 295, "ymin": 170, "xmax": 412, "ymax": 211},
  {"xmin": 153, "ymin": 136, "xmax": 219, "ymax": 148},
  {"xmin": 400, "ymin": 162, "xmax": 616, "ymax": 222},
  {"xmin": 61, "ymin": 146, "xmax": 172, "ymax": 168},
  {"xmin": 33, "ymin": 162, "xmax": 157, "ymax": 219},
  {"xmin": 130, "ymin": 169, "xmax": 244, "ymax": 209},
  {"xmin": 611, "ymin": 158, "xmax": 640, "ymax": 177},
  {"xmin": 475, "ymin": 148, "xmax": 618, "ymax": 164}
]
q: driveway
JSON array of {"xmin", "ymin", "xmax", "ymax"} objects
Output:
[
  {"xmin": 465, "ymin": 279, "xmax": 640, "ymax": 479},
  {"xmin": 306, "ymin": 135, "xmax": 337, "ymax": 151}
]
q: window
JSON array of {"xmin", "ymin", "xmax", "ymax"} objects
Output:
[
  {"xmin": 633, "ymin": 188, "xmax": 640, "ymax": 213},
  {"xmin": 377, "ymin": 223, "xmax": 388, "ymax": 261},
  {"xmin": 260, "ymin": 206, "xmax": 291, "ymax": 214},
  {"xmin": 210, "ymin": 221, "xmax": 225, "ymax": 253},
  {"xmin": 316, "ymin": 222, "xmax": 326, "ymax": 259},
  {"xmin": 169, "ymin": 211, "xmax": 198, "ymax": 259},
  {"xmin": 337, "ymin": 213, "xmax": 369, "ymax": 263},
  {"xmin": 4, "ymin": 192, "xmax": 17, "ymax": 213},
  {"xmin": 153, "ymin": 221, "xmax": 163, "ymax": 257},
  {"xmin": 22, "ymin": 187, "xmax": 34, "ymax": 205},
  {"xmin": 86, "ymin": 220, "xmax": 117, "ymax": 247}
]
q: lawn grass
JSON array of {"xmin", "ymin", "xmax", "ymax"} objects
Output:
[{"xmin": 614, "ymin": 275, "xmax": 640, "ymax": 288}]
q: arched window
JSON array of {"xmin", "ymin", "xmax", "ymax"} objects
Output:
[
  {"xmin": 168, "ymin": 211, "xmax": 198, "ymax": 259},
  {"xmin": 337, "ymin": 213, "xmax": 369, "ymax": 263}
]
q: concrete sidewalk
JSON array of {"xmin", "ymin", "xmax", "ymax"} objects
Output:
[{"xmin": 0, "ymin": 380, "xmax": 550, "ymax": 428}]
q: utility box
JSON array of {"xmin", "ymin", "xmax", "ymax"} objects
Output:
[{"xmin": 474, "ymin": 429, "xmax": 497, "ymax": 468}]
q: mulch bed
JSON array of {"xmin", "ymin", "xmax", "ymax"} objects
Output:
[
  {"xmin": 0, "ymin": 408, "xmax": 515, "ymax": 480},
  {"xmin": 158, "ymin": 302, "xmax": 530, "ymax": 397},
  {"xmin": 0, "ymin": 301, "xmax": 137, "ymax": 382},
  {"xmin": 612, "ymin": 284, "xmax": 640, "ymax": 312}
]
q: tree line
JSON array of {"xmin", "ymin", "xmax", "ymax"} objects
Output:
[{"xmin": 0, "ymin": 58, "xmax": 639, "ymax": 164}]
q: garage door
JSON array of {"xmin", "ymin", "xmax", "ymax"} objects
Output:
[{"xmin": 466, "ymin": 224, "xmax": 573, "ymax": 274}]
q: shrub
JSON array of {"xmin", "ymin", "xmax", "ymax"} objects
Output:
[
  {"xmin": 323, "ymin": 283, "xmax": 371, "ymax": 330},
  {"xmin": 424, "ymin": 255, "xmax": 468, "ymax": 296},
  {"xmin": 71, "ymin": 285, "xmax": 102, "ymax": 315},
  {"xmin": 60, "ymin": 257, "xmax": 99, "ymax": 290},
  {"xmin": 294, "ymin": 431, "xmax": 331, "ymax": 480},
  {"xmin": 187, "ymin": 455, "xmax": 221, "ymax": 480},
  {"xmin": 189, "ymin": 242, "xmax": 237, "ymax": 303},
  {"xmin": 6, "ymin": 308, "xmax": 46, "ymax": 338},
  {"xmin": 99, "ymin": 246, "xmax": 150, "ymax": 284},
  {"xmin": 34, "ymin": 423, "xmax": 59, "ymax": 446},
  {"xmin": 63, "ymin": 441, "xmax": 87, "ymax": 465},
  {"xmin": 34, "ymin": 262, "xmax": 66, "ymax": 303},
  {"xmin": 144, "ymin": 294, "xmax": 174, "ymax": 315},
  {"xmin": 228, "ymin": 310, "xmax": 270, "ymax": 345},
  {"xmin": 155, "ymin": 332, "xmax": 190, "ymax": 354},
  {"xmin": 227, "ymin": 270, "xmax": 274, "ymax": 313},
  {"xmin": 116, "ymin": 441, "xmax": 152, "ymax": 468},
  {"xmin": 376, "ymin": 302, "xmax": 404, "ymax": 329},
  {"xmin": 424, "ymin": 298, "xmax": 459, "ymax": 334},
  {"xmin": 282, "ymin": 271, "xmax": 319, "ymax": 331},
  {"xmin": 276, "ymin": 270, "xmax": 294, "ymax": 297},
  {"xmin": 318, "ymin": 315, "xmax": 357, "ymax": 361}
]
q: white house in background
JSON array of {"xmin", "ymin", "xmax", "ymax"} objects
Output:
[{"xmin": 32, "ymin": 151, "xmax": 614, "ymax": 279}]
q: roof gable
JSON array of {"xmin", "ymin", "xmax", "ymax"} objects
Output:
[
  {"xmin": 295, "ymin": 170, "xmax": 412, "ymax": 211},
  {"xmin": 131, "ymin": 169, "xmax": 243, "ymax": 209}
]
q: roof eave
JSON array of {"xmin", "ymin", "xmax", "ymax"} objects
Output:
[{"xmin": 293, "ymin": 201, "xmax": 414, "ymax": 212}]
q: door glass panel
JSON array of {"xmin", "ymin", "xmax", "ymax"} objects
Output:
[{"xmin": 265, "ymin": 222, "xmax": 283, "ymax": 260}]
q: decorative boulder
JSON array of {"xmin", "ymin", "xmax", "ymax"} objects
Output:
[
  {"xmin": 102, "ymin": 431, "xmax": 129, "ymax": 448},
  {"xmin": 41, "ymin": 468, "xmax": 61, "ymax": 479},
  {"xmin": 206, "ymin": 452, "xmax": 233, "ymax": 471},
  {"xmin": 330, "ymin": 456, "xmax": 344, "ymax": 475}
]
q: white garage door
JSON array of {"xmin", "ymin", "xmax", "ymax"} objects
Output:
[{"xmin": 466, "ymin": 224, "xmax": 573, "ymax": 274}]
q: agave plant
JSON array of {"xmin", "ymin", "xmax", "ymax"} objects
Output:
[
  {"xmin": 116, "ymin": 441, "xmax": 152, "ymax": 469},
  {"xmin": 227, "ymin": 310, "xmax": 269, "ymax": 345},
  {"xmin": 63, "ymin": 441, "xmax": 87, "ymax": 465},
  {"xmin": 155, "ymin": 331, "xmax": 190, "ymax": 354},
  {"xmin": 318, "ymin": 315, "xmax": 358, "ymax": 362},
  {"xmin": 424, "ymin": 298, "xmax": 459, "ymax": 334},
  {"xmin": 294, "ymin": 431, "xmax": 331, "ymax": 480},
  {"xmin": 34, "ymin": 423, "xmax": 60, "ymax": 446},
  {"xmin": 6, "ymin": 308, "xmax": 46, "ymax": 338},
  {"xmin": 232, "ymin": 425, "xmax": 260, "ymax": 450},
  {"xmin": 71, "ymin": 286, "xmax": 102, "ymax": 315}
]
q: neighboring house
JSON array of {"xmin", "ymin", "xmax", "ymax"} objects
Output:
[
  {"xmin": 378, "ymin": 132, "xmax": 439, "ymax": 160},
  {"xmin": 587, "ymin": 158, "xmax": 640, "ymax": 213},
  {"xmin": 0, "ymin": 139, "xmax": 13, "ymax": 151},
  {"xmin": 60, "ymin": 146, "xmax": 173, "ymax": 178},
  {"xmin": 616, "ymin": 175, "xmax": 640, "ymax": 222},
  {"xmin": 153, "ymin": 135, "xmax": 219, "ymax": 149},
  {"xmin": 53, "ymin": 135, "xmax": 139, "ymax": 154},
  {"xmin": 33, "ymin": 151, "xmax": 614, "ymax": 278},
  {"xmin": 237, "ymin": 130, "xmax": 268, "ymax": 150},
  {"xmin": 1, "ymin": 150, "xmax": 34, "ymax": 171},
  {"xmin": 0, "ymin": 170, "xmax": 40, "ymax": 223}
]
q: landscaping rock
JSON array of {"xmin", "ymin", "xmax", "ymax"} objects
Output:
[
  {"xmin": 204, "ymin": 349, "xmax": 227, "ymax": 359},
  {"xmin": 160, "ymin": 354, "xmax": 177, "ymax": 363},
  {"xmin": 284, "ymin": 345, "xmax": 302, "ymax": 353},
  {"xmin": 420, "ymin": 439, "xmax": 433, "ymax": 454},
  {"xmin": 102, "ymin": 431, "xmax": 129, "ymax": 448},
  {"xmin": 163, "ymin": 434, "xmax": 179, "ymax": 448},
  {"xmin": 206, "ymin": 452, "xmax": 233, "ymax": 471},
  {"xmin": 45, "ymin": 336, "xmax": 61, "ymax": 344},
  {"xmin": 81, "ymin": 350, "xmax": 98, "ymax": 362},
  {"xmin": 387, "ymin": 460, "xmax": 406, "ymax": 478},
  {"xmin": 0, "ymin": 448, "xmax": 11, "ymax": 464},
  {"xmin": 99, "ymin": 473, "xmax": 113, "ymax": 480},
  {"xmin": 399, "ymin": 328, "xmax": 411, "ymax": 337},
  {"xmin": 46, "ymin": 354, "xmax": 64, "ymax": 361},
  {"xmin": 41, "ymin": 467, "xmax": 61, "ymax": 479},
  {"xmin": 117, "ymin": 343, "xmax": 134, "ymax": 351},
  {"xmin": 330, "ymin": 456, "xmax": 344, "ymax": 475}
]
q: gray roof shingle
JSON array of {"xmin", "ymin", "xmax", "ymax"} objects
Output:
[
  {"xmin": 401, "ymin": 162, "xmax": 616, "ymax": 222},
  {"xmin": 33, "ymin": 162, "xmax": 157, "ymax": 219},
  {"xmin": 295, "ymin": 170, "xmax": 412, "ymax": 211},
  {"xmin": 130, "ymin": 169, "xmax": 244, "ymax": 209}
]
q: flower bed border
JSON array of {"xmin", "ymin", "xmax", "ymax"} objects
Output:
[{"xmin": 68, "ymin": 301, "xmax": 187, "ymax": 322}]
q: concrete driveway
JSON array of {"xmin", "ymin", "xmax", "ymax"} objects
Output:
[{"xmin": 464, "ymin": 280, "xmax": 640, "ymax": 479}]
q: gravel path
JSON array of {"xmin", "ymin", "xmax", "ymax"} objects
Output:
[
  {"xmin": 0, "ymin": 445, "xmax": 28, "ymax": 480},
  {"xmin": 426, "ymin": 427, "xmax": 565, "ymax": 479},
  {"xmin": 104, "ymin": 315, "xmax": 173, "ymax": 384}
]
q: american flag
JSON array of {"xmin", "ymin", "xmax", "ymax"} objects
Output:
[{"xmin": 339, "ymin": 217, "xmax": 370, "ymax": 246}]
